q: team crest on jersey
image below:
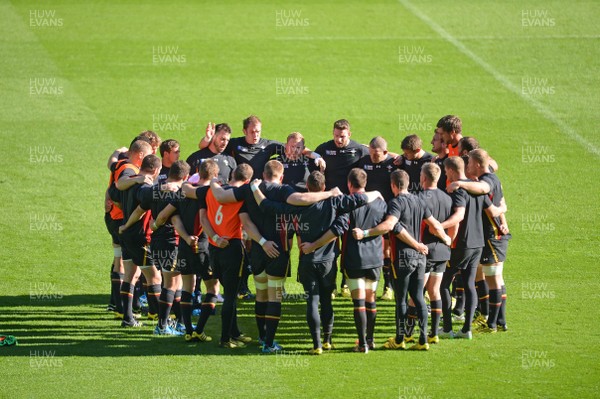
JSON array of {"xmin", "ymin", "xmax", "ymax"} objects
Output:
[
  {"xmin": 386, "ymin": 165, "xmax": 394, "ymax": 172},
  {"xmin": 326, "ymin": 150, "xmax": 336, "ymax": 155}
]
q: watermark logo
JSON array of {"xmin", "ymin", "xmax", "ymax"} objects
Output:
[
  {"xmin": 151, "ymin": 387, "xmax": 188, "ymax": 399},
  {"xmin": 152, "ymin": 45, "xmax": 186, "ymax": 65},
  {"xmin": 30, "ymin": 350, "xmax": 63, "ymax": 368},
  {"xmin": 521, "ymin": 213, "xmax": 555, "ymax": 233},
  {"xmin": 152, "ymin": 250, "xmax": 186, "ymax": 271},
  {"xmin": 521, "ymin": 77, "xmax": 555, "ymax": 96},
  {"xmin": 29, "ymin": 10, "xmax": 63, "ymax": 27},
  {"xmin": 30, "ymin": 145, "xmax": 64, "ymax": 163},
  {"xmin": 522, "ymin": 350, "xmax": 555, "ymax": 369},
  {"xmin": 521, "ymin": 144, "xmax": 555, "ymax": 163},
  {"xmin": 276, "ymin": 78, "xmax": 309, "ymax": 95},
  {"xmin": 29, "ymin": 78, "xmax": 64, "ymax": 95},
  {"xmin": 521, "ymin": 10, "xmax": 555, "ymax": 27},
  {"xmin": 521, "ymin": 282, "xmax": 556, "ymax": 299},
  {"xmin": 275, "ymin": 9, "xmax": 310, "ymax": 27},
  {"xmin": 275, "ymin": 214, "xmax": 308, "ymax": 232},
  {"xmin": 398, "ymin": 114, "xmax": 433, "ymax": 132},
  {"xmin": 399, "ymin": 46, "xmax": 432, "ymax": 64},
  {"xmin": 399, "ymin": 385, "xmax": 432, "ymax": 399},
  {"xmin": 278, "ymin": 287, "xmax": 309, "ymax": 301},
  {"xmin": 275, "ymin": 350, "xmax": 310, "ymax": 367},
  {"xmin": 30, "ymin": 282, "xmax": 64, "ymax": 301},
  {"xmin": 29, "ymin": 213, "xmax": 63, "ymax": 232},
  {"xmin": 152, "ymin": 114, "xmax": 187, "ymax": 132}
]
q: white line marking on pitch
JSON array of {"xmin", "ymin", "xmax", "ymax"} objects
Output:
[{"xmin": 397, "ymin": 0, "xmax": 600, "ymax": 157}]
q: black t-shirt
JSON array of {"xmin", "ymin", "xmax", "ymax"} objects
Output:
[
  {"xmin": 172, "ymin": 186, "xmax": 210, "ymax": 251},
  {"xmin": 338, "ymin": 198, "xmax": 387, "ymax": 270},
  {"xmin": 433, "ymin": 155, "xmax": 449, "ymax": 191},
  {"xmin": 398, "ymin": 152, "xmax": 434, "ymax": 193},
  {"xmin": 315, "ymin": 140, "xmax": 369, "ymax": 194},
  {"xmin": 276, "ymin": 154, "xmax": 316, "ymax": 192},
  {"xmin": 186, "ymin": 148, "xmax": 237, "ymax": 185},
  {"xmin": 224, "ymin": 137, "xmax": 284, "ymax": 179},
  {"xmin": 158, "ymin": 165, "xmax": 170, "ymax": 185},
  {"xmin": 386, "ymin": 193, "xmax": 431, "ymax": 254},
  {"xmin": 232, "ymin": 182, "xmax": 295, "ymax": 251},
  {"xmin": 139, "ymin": 184, "xmax": 181, "ymax": 246},
  {"xmin": 418, "ymin": 189, "xmax": 452, "ymax": 261},
  {"xmin": 358, "ymin": 154, "xmax": 398, "ymax": 202},
  {"xmin": 450, "ymin": 180, "xmax": 487, "ymax": 249},
  {"xmin": 260, "ymin": 193, "xmax": 368, "ymax": 262},
  {"xmin": 120, "ymin": 182, "xmax": 152, "ymax": 236},
  {"xmin": 479, "ymin": 173, "xmax": 510, "ymax": 240}
]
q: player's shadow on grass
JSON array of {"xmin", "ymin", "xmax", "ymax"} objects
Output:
[{"xmin": 0, "ymin": 295, "xmax": 398, "ymax": 357}]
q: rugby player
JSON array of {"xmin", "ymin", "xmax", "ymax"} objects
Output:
[{"xmin": 187, "ymin": 123, "xmax": 237, "ymax": 184}]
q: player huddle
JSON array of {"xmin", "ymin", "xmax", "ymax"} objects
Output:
[{"xmin": 104, "ymin": 114, "xmax": 510, "ymax": 353}]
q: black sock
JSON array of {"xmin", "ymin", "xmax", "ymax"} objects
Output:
[
  {"xmin": 430, "ymin": 299, "xmax": 442, "ymax": 337},
  {"xmin": 180, "ymin": 291, "xmax": 194, "ymax": 334},
  {"xmin": 133, "ymin": 280, "xmax": 142, "ymax": 310},
  {"xmin": 365, "ymin": 301, "xmax": 377, "ymax": 343},
  {"xmin": 497, "ymin": 285, "xmax": 507, "ymax": 326},
  {"xmin": 111, "ymin": 272, "xmax": 123, "ymax": 313},
  {"xmin": 255, "ymin": 301, "xmax": 268, "ymax": 341},
  {"xmin": 321, "ymin": 292, "xmax": 334, "ymax": 344},
  {"xmin": 172, "ymin": 289, "xmax": 182, "ymax": 323},
  {"xmin": 147, "ymin": 284, "xmax": 161, "ymax": 315},
  {"xmin": 158, "ymin": 289, "xmax": 175, "ymax": 329},
  {"xmin": 120, "ymin": 282, "xmax": 135, "ymax": 322},
  {"xmin": 405, "ymin": 305, "xmax": 417, "ymax": 337},
  {"xmin": 195, "ymin": 293, "xmax": 217, "ymax": 333},
  {"xmin": 265, "ymin": 301, "xmax": 282, "ymax": 347},
  {"xmin": 352, "ymin": 299, "xmax": 367, "ymax": 347},
  {"xmin": 306, "ymin": 294, "xmax": 321, "ymax": 349},
  {"xmin": 487, "ymin": 289, "xmax": 502, "ymax": 329},
  {"xmin": 383, "ymin": 258, "xmax": 392, "ymax": 289},
  {"xmin": 454, "ymin": 288, "xmax": 465, "ymax": 315},
  {"xmin": 476, "ymin": 279, "xmax": 489, "ymax": 316}
]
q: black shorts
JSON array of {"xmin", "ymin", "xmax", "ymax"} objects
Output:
[
  {"xmin": 104, "ymin": 213, "xmax": 123, "ymax": 246},
  {"xmin": 481, "ymin": 238, "xmax": 509, "ymax": 264},
  {"xmin": 426, "ymin": 260, "xmax": 448, "ymax": 274},
  {"xmin": 298, "ymin": 259, "xmax": 337, "ymax": 292},
  {"xmin": 392, "ymin": 250, "xmax": 426, "ymax": 278},
  {"xmin": 120, "ymin": 232, "xmax": 153, "ymax": 267},
  {"xmin": 344, "ymin": 267, "xmax": 381, "ymax": 281},
  {"xmin": 209, "ymin": 239, "xmax": 245, "ymax": 283},
  {"xmin": 177, "ymin": 242, "xmax": 214, "ymax": 279},
  {"xmin": 449, "ymin": 247, "xmax": 483, "ymax": 271},
  {"xmin": 251, "ymin": 250, "xmax": 291, "ymax": 278},
  {"xmin": 151, "ymin": 243, "xmax": 178, "ymax": 273}
]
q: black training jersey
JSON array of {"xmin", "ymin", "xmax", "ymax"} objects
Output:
[
  {"xmin": 315, "ymin": 139, "xmax": 369, "ymax": 194},
  {"xmin": 121, "ymin": 182, "xmax": 152, "ymax": 236},
  {"xmin": 358, "ymin": 154, "xmax": 398, "ymax": 202},
  {"xmin": 339, "ymin": 197, "xmax": 387, "ymax": 270},
  {"xmin": 260, "ymin": 193, "xmax": 368, "ymax": 262},
  {"xmin": 172, "ymin": 186, "xmax": 210, "ymax": 251},
  {"xmin": 418, "ymin": 189, "xmax": 452, "ymax": 261},
  {"xmin": 450, "ymin": 180, "xmax": 486, "ymax": 249},
  {"xmin": 158, "ymin": 165, "xmax": 170, "ymax": 185},
  {"xmin": 139, "ymin": 184, "xmax": 180, "ymax": 246},
  {"xmin": 387, "ymin": 193, "xmax": 432, "ymax": 253},
  {"xmin": 479, "ymin": 173, "xmax": 510, "ymax": 240},
  {"xmin": 224, "ymin": 137, "xmax": 284, "ymax": 179},
  {"xmin": 433, "ymin": 155, "xmax": 449, "ymax": 191},
  {"xmin": 276, "ymin": 154, "xmax": 316, "ymax": 192},
  {"xmin": 186, "ymin": 148, "xmax": 237, "ymax": 185},
  {"xmin": 398, "ymin": 152, "xmax": 434, "ymax": 193},
  {"xmin": 233, "ymin": 182, "xmax": 295, "ymax": 251}
]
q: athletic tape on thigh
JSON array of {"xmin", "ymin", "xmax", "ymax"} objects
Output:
[
  {"xmin": 483, "ymin": 263, "xmax": 503, "ymax": 276},
  {"xmin": 347, "ymin": 278, "xmax": 366, "ymax": 291},
  {"xmin": 268, "ymin": 278, "xmax": 286, "ymax": 288},
  {"xmin": 365, "ymin": 279, "xmax": 378, "ymax": 292},
  {"xmin": 254, "ymin": 271, "xmax": 268, "ymax": 290},
  {"xmin": 113, "ymin": 247, "xmax": 122, "ymax": 257}
]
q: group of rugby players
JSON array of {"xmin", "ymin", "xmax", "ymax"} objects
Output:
[{"xmin": 104, "ymin": 114, "xmax": 510, "ymax": 353}]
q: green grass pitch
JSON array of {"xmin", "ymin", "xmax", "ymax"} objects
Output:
[{"xmin": 1, "ymin": 0, "xmax": 599, "ymax": 398}]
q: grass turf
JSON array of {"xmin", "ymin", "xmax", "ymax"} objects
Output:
[{"xmin": 1, "ymin": 0, "xmax": 599, "ymax": 398}]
